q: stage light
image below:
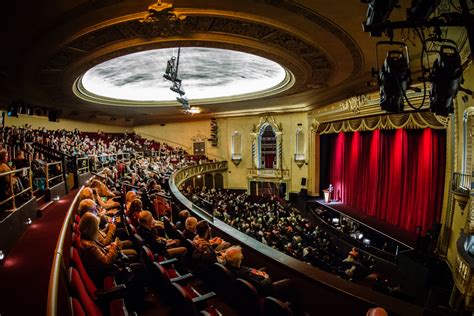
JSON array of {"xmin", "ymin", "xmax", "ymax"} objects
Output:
[
  {"xmin": 25, "ymin": 218, "xmax": 32, "ymax": 225},
  {"xmin": 407, "ymin": 0, "xmax": 440, "ymax": 21},
  {"xmin": 356, "ymin": 232, "xmax": 364, "ymax": 240},
  {"xmin": 364, "ymin": 0, "xmax": 398, "ymax": 37},
  {"xmin": 170, "ymin": 81, "xmax": 185, "ymax": 95},
  {"xmin": 362, "ymin": 238, "xmax": 371, "ymax": 245},
  {"xmin": 429, "ymin": 45, "xmax": 462, "ymax": 116},
  {"xmin": 332, "ymin": 218, "xmax": 340, "ymax": 224},
  {"xmin": 379, "ymin": 50, "xmax": 411, "ymax": 113},
  {"xmin": 177, "ymin": 96, "xmax": 190, "ymax": 110},
  {"xmin": 0, "ymin": 250, "xmax": 4, "ymax": 261}
]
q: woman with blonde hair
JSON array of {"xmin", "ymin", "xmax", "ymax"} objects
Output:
[{"xmin": 78, "ymin": 212, "xmax": 121, "ymax": 286}]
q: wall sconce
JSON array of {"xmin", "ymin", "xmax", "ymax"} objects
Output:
[
  {"xmin": 294, "ymin": 127, "xmax": 305, "ymax": 169},
  {"xmin": 231, "ymin": 154, "xmax": 242, "ymax": 166},
  {"xmin": 294, "ymin": 154, "xmax": 306, "ymax": 169}
]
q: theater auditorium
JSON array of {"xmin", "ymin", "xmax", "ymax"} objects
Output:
[{"xmin": 0, "ymin": 1, "xmax": 473, "ymax": 315}]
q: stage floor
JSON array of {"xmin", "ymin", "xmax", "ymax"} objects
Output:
[{"xmin": 308, "ymin": 198, "xmax": 418, "ymax": 249}]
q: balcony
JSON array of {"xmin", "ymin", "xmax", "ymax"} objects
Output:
[
  {"xmin": 247, "ymin": 168, "xmax": 289, "ymax": 179},
  {"xmin": 452, "ymin": 173, "xmax": 472, "ymax": 211}
]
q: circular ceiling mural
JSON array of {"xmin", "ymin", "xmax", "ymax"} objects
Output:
[{"xmin": 78, "ymin": 47, "xmax": 289, "ymax": 104}]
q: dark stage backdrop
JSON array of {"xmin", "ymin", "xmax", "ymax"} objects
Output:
[{"xmin": 322, "ymin": 128, "xmax": 446, "ymax": 234}]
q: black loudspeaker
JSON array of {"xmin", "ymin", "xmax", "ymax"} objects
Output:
[
  {"xmin": 48, "ymin": 110, "xmax": 59, "ymax": 122},
  {"xmin": 299, "ymin": 188, "xmax": 308, "ymax": 200},
  {"xmin": 301, "ymin": 178, "xmax": 307, "ymax": 186}
]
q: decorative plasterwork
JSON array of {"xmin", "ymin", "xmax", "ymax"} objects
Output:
[
  {"xmin": 139, "ymin": 0, "xmax": 187, "ymax": 37},
  {"xmin": 339, "ymin": 94, "xmax": 369, "ymax": 114},
  {"xmin": 38, "ymin": 15, "xmax": 333, "ymax": 107}
]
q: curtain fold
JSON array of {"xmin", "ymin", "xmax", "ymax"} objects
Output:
[{"xmin": 326, "ymin": 128, "xmax": 446, "ymax": 234}]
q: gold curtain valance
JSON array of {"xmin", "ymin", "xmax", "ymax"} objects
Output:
[{"xmin": 316, "ymin": 111, "xmax": 446, "ymax": 134}]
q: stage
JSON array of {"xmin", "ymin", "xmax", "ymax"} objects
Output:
[{"xmin": 307, "ymin": 198, "xmax": 418, "ymax": 250}]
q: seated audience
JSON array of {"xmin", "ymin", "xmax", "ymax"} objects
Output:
[
  {"xmin": 183, "ymin": 216, "xmax": 198, "ymax": 241},
  {"xmin": 224, "ymin": 246, "xmax": 292, "ymax": 297},
  {"xmin": 137, "ymin": 210, "xmax": 187, "ymax": 258}
]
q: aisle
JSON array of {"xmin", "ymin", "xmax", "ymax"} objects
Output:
[{"xmin": 0, "ymin": 189, "xmax": 77, "ymax": 316}]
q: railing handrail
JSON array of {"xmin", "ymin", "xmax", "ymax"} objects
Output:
[
  {"xmin": 46, "ymin": 186, "xmax": 84, "ymax": 316},
  {"xmin": 0, "ymin": 167, "xmax": 29, "ymax": 177},
  {"xmin": 33, "ymin": 142, "xmax": 72, "ymax": 159}
]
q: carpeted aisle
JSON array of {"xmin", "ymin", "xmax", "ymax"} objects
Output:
[{"xmin": 0, "ymin": 189, "xmax": 77, "ymax": 316}]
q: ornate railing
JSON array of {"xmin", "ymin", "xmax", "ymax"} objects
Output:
[
  {"xmin": 169, "ymin": 161, "xmax": 228, "ymax": 223},
  {"xmin": 172, "ymin": 161, "xmax": 228, "ymax": 188},
  {"xmin": 247, "ymin": 168, "xmax": 289, "ymax": 179},
  {"xmin": 453, "ymin": 232, "xmax": 474, "ymax": 310},
  {"xmin": 452, "ymin": 172, "xmax": 472, "ymax": 196}
]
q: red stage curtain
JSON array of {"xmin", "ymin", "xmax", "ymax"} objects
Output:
[{"xmin": 327, "ymin": 128, "xmax": 445, "ymax": 234}]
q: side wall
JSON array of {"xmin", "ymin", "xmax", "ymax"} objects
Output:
[
  {"xmin": 134, "ymin": 112, "xmax": 310, "ymax": 193},
  {"xmin": 3, "ymin": 114, "xmax": 127, "ymax": 133}
]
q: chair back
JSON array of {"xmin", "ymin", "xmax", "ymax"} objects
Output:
[
  {"xmin": 235, "ymin": 278, "xmax": 262, "ymax": 316},
  {"xmin": 263, "ymin": 296, "xmax": 293, "ymax": 316},
  {"xmin": 170, "ymin": 282, "xmax": 198, "ymax": 316},
  {"xmin": 68, "ymin": 267, "xmax": 103, "ymax": 316},
  {"xmin": 69, "ymin": 297, "xmax": 86, "ymax": 316},
  {"xmin": 70, "ymin": 247, "xmax": 98, "ymax": 300}
]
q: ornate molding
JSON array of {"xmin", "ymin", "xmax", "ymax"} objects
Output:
[
  {"xmin": 339, "ymin": 94, "xmax": 369, "ymax": 114},
  {"xmin": 38, "ymin": 14, "xmax": 334, "ymax": 110},
  {"xmin": 139, "ymin": 0, "xmax": 187, "ymax": 37}
]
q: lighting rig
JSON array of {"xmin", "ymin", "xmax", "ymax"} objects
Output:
[
  {"xmin": 163, "ymin": 47, "xmax": 200, "ymax": 115},
  {"xmin": 362, "ymin": 0, "xmax": 473, "ymax": 116}
]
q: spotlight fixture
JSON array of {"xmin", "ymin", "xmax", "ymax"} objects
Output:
[
  {"xmin": 363, "ymin": 0, "xmax": 398, "ymax": 37},
  {"xmin": 0, "ymin": 250, "xmax": 4, "ymax": 261},
  {"xmin": 170, "ymin": 81, "xmax": 185, "ymax": 95},
  {"xmin": 25, "ymin": 218, "xmax": 32, "ymax": 225},
  {"xmin": 379, "ymin": 49, "xmax": 411, "ymax": 113},
  {"xmin": 430, "ymin": 45, "xmax": 462, "ymax": 116},
  {"xmin": 407, "ymin": 0, "xmax": 440, "ymax": 21},
  {"xmin": 176, "ymin": 95, "xmax": 190, "ymax": 110}
]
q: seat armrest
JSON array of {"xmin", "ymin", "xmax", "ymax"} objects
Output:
[
  {"xmin": 95, "ymin": 284, "xmax": 127, "ymax": 301},
  {"xmin": 170, "ymin": 273, "xmax": 193, "ymax": 283},
  {"xmin": 192, "ymin": 292, "xmax": 216, "ymax": 304},
  {"xmin": 157, "ymin": 257, "xmax": 178, "ymax": 265}
]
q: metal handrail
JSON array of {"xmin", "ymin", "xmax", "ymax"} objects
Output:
[
  {"xmin": 76, "ymin": 156, "xmax": 90, "ymax": 175},
  {"xmin": 45, "ymin": 161, "xmax": 64, "ymax": 190},
  {"xmin": 0, "ymin": 167, "xmax": 34, "ymax": 210},
  {"xmin": 46, "ymin": 186, "xmax": 84, "ymax": 316}
]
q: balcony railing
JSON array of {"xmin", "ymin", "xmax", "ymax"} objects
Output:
[
  {"xmin": 0, "ymin": 167, "xmax": 34, "ymax": 212},
  {"xmin": 247, "ymin": 168, "xmax": 289, "ymax": 179},
  {"xmin": 172, "ymin": 161, "xmax": 228, "ymax": 188},
  {"xmin": 452, "ymin": 172, "xmax": 472, "ymax": 196}
]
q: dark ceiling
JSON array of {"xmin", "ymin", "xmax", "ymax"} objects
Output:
[{"xmin": 0, "ymin": 0, "xmax": 465, "ymax": 125}]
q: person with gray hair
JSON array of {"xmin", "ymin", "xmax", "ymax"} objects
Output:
[{"xmin": 223, "ymin": 245, "xmax": 294, "ymax": 304}]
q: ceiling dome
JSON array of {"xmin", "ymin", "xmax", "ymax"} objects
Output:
[{"xmin": 77, "ymin": 47, "xmax": 290, "ymax": 105}]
